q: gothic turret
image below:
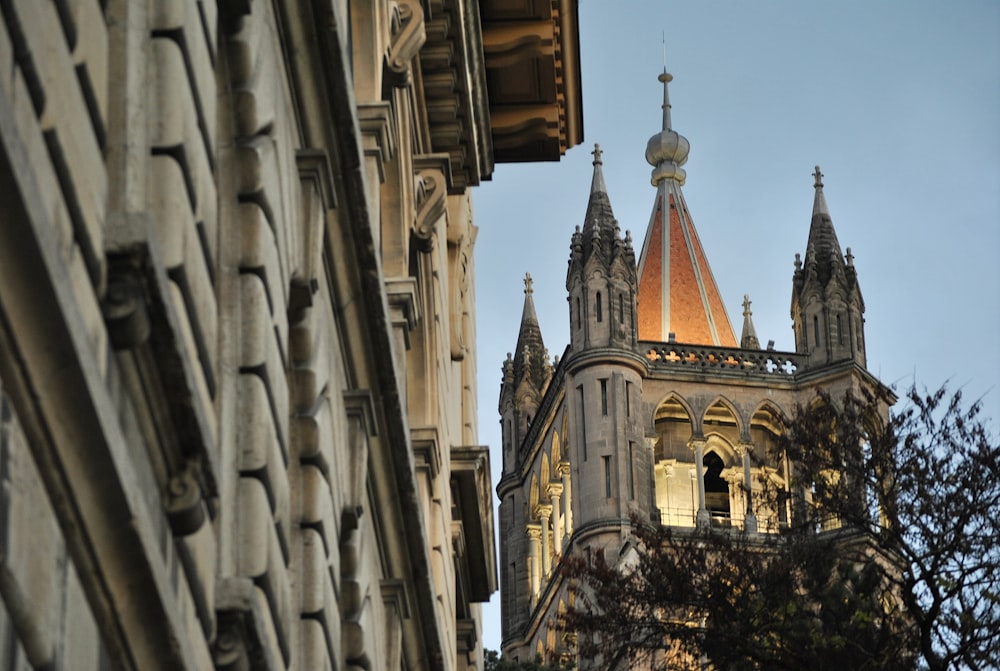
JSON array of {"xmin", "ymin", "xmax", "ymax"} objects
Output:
[
  {"xmin": 636, "ymin": 71, "xmax": 737, "ymax": 346},
  {"xmin": 566, "ymin": 145, "xmax": 639, "ymax": 353},
  {"xmin": 791, "ymin": 167, "xmax": 866, "ymax": 367},
  {"xmin": 500, "ymin": 273, "xmax": 553, "ymax": 473}
]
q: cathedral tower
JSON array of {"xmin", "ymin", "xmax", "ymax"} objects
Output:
[{"xmin": 498, "ymin": 66, "xmax": 888, "ymax": 668}]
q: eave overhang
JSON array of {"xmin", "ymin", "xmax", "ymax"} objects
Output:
[{"xmin": 480, "ymin": 0, "xmax": 583, "ymax": 162}]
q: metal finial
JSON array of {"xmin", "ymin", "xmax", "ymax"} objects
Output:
[
  {"xmin": 524, "ymin": 272, "xmax": 533, "ymax": 294},
  {"xmin": 742, "ymin": 294, "xmax": 752, "ymax": 317},
  {"xmin": 658, "ymin": 69, "xmax": 673, "ymax": 130},
  {"xmin": 813, "ymin": 165, "xmax": 824, "ymax": 188},
  {"xmin": 592, "ymin": 143, "xmax": 603, "ymax": 165}
]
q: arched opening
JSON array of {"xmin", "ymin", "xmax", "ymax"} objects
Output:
[
  {"xmin": 749, "ymin": 403, "xmax": 787, "ymax": 531},
  {"xmin": 703, "ymin": 451, "xmax": 730, "ymax": 522},
  {"xmin": 653, "ymin": 395, "xmax": 695, "ymax": 526}
]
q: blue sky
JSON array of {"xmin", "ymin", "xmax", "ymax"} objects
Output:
[{"xmin": 472, "ymin": 1, "xmax": 1000, "ymax": 652}]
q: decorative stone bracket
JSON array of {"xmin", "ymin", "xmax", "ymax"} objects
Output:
[
  {"xmin": 386, "ymin": 0, "xmax": 426, "ymax": 87},
  {"xmin": 413, "ymin": 168, "xmax": 447, "ymax": 252}
]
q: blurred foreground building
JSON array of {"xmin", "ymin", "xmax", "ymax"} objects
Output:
[
  {"xmin": 0, "ymin": 1, "xmax": 581, "ymax": 669},
  {"xmin": 497, "ymin": 70, "xmax": 889, "ymax": 665}
]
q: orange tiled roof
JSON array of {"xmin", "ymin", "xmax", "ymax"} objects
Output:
[{"xmin": 637, "ymin": 186, "xmax": 737, "ymax": 346}]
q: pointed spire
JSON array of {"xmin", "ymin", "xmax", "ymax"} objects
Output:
[
  {"xmin": 812, "ymin": 165, "xmax": 829, "ymax": 217},
  {"xmin": 637, "ymin": 69, "xmax": 737, "ymax": 347},
  {"xmin": 740, "ymin": 294, "xmax": 761, "ymax": 350},
  {"xmin": 590, "ymin": 143, "xmax": 607, "ymax": 194},
  {"xmin": 580, "ymin": 143, "xmax": 618, "ymax": 262},
  {"xmin": 511, "ymin": 273, "xmax": 550, "ymax": 393},
  {"xmin": 791, "ymin": 167, "xmax": 866, "ymax": 367},
  {"xmin": 802, "ymin": 165, "xmax": 845, "ymax": 285}
]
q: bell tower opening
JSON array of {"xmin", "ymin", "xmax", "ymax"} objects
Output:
[{"xmin": 703, "ymin": 451, "xmax": 730, "ymax": 523}]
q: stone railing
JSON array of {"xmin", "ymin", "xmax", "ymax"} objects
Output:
[{"xmin": 640, "ymin": 342, "xmax": 808, "ymax": 379}]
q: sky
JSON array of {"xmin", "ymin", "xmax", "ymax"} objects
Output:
[{"xmin": 472, "ymin": 1, "xmax": 1000, "ymax": 653}]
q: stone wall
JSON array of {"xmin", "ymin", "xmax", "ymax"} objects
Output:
[{"xmin": 0, "ymin": 1, "xmax": 557, "ymax": 669}]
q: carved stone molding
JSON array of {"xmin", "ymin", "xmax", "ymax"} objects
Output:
[
  {"xmin": 412, "ymin": 426, "xmax": 442, "ymax": 480},
  {"xmin": 212, "ymin": 578, "xmax": 280, "ymax": 671},
  {"xmin": 344, "ymin": 390, "xmax": 376, "ymax": 512},
  {"xmin": 165, "ymin": 461, "xmax": 208, "ymax": 536},
  {"xmin": 357, "ymin": 103, "xmax": 396, "ymax": 183}
]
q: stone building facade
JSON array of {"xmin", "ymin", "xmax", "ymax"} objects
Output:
[
  {"xmin": 0, "ymin": 1, "xmax": 581, "ymax": 670},
  {"xmin": 496, "ymin": 71, "xmax": 889, "ymax": 665}
]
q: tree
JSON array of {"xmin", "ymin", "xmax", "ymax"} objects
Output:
[
  {"xmin": 484, "ymin": 649, "xmax": 574, "ymax": 671},
  {"xmin": 561, "ymin": 384, "xmax": 1000, "ymax": 670}
]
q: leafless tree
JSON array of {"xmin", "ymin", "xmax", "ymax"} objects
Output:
[{"xmin": 562, "ymin": 385, "xmax": 999, "ymax": 671}]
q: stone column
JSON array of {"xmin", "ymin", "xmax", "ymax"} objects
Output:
[
  {"xmin": 535, "ymin": 504, "xmax": 553, "ymax": 577},
  {"xmin": 558, "ymin": 461, "xmax": 573, "ymax": 536},
  {"xmin": 526, "ymin": 524, "xmax": 541, "ymax": 602},
  {"xmin": 661, "ymin": 462, "xmax": 674, "ymax": 525},
  {"xmin": 547, "ymin": 482, "xmax": 563, "ymax": 553},
  {"xmin": 689, "ymin": 438, "xmax": 709, "ymax": 527},
  {"xmin": 738, "ymin": 442, "xmax": 758, "ymax": 533}
]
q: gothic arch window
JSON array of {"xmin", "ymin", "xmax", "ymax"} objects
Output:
[
  {"xmin": 837, "ymin": 314, "xmax": 844, "ymax": 345},
  {"xmin": 813, "ymin": 315, "xmax": 820, "ymax": 347},
  {"xmin": 618, "ymin": 293, "xmax": 625, "ymax": 323},
  {"xmin": 596, "ymin": 292, "xmax": 603, "ymax": 322}
]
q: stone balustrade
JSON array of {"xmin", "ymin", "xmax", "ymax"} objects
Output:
[{"xmin": 641, "ymin": 342, "xmax": 808, "ymax": 378}]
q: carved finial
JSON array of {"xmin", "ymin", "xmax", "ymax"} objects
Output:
[
  {"xmin": 813, "ymin": 165, "xmax": 824, "ymax": 188},
  {"xmin": 845, "ymin": 247, "xmax": 854, "ymax": 266},
  {"xmin": 592, "ymin": 143, "xmax": 603, "ymax": 166},
  {"xmin": 740, "ymin": 294, "xmax": 760, "ymax": 350},
  {"xmin": 658, "ymin": 69, "xmax": 674, "ymax": 131},
  {"xmin": 794, "ymin": 252, "xmax": 802, "ymax": 270},
  {"xmin": 524, "ymin": 272, "xmax": 533, "ymax": 295}
]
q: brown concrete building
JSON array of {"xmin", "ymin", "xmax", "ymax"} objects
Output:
[
  {"xmin": 0, "ymin": 1, "xmax": 581, "ymax": 670},
  {"xmin": 497, "ymin": 70, "xmax": 888, "ymax": 665}
]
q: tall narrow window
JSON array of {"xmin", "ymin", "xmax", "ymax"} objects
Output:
[
  {"xmin": 596, "ymin": 292, "xmax": 603, "ymax": 322},
  {"xmin": 575, "ymin": 297, "xmax": 581, "ymax": 329},
  {"xmin": 619, "ymin": 293, "xmax": 625, "ymax": 323},
  {"xmin": 603, "ymin": 456, "xmax": 612, "ymax": 498},
  {"xmin": 627, "ymin": 442, "xmax": 635, "ymax": 500},
  {"xmin": 813, "ymin": 315, "xmax": 820, "ymax": 347},
  {"xmin": 577, "ymin": 386, "xmax": 587, "ymax": 461},
  {"xmin": 837, "ymin": 314, "xmax": 844, "ymax": 345},
  {"xmin": 600, "ymin": 379, "xmax": 608, "ymax": 415},
  {"xmin": 625, "ymin": 381, "xmax": 632, "ymax": 417}
]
